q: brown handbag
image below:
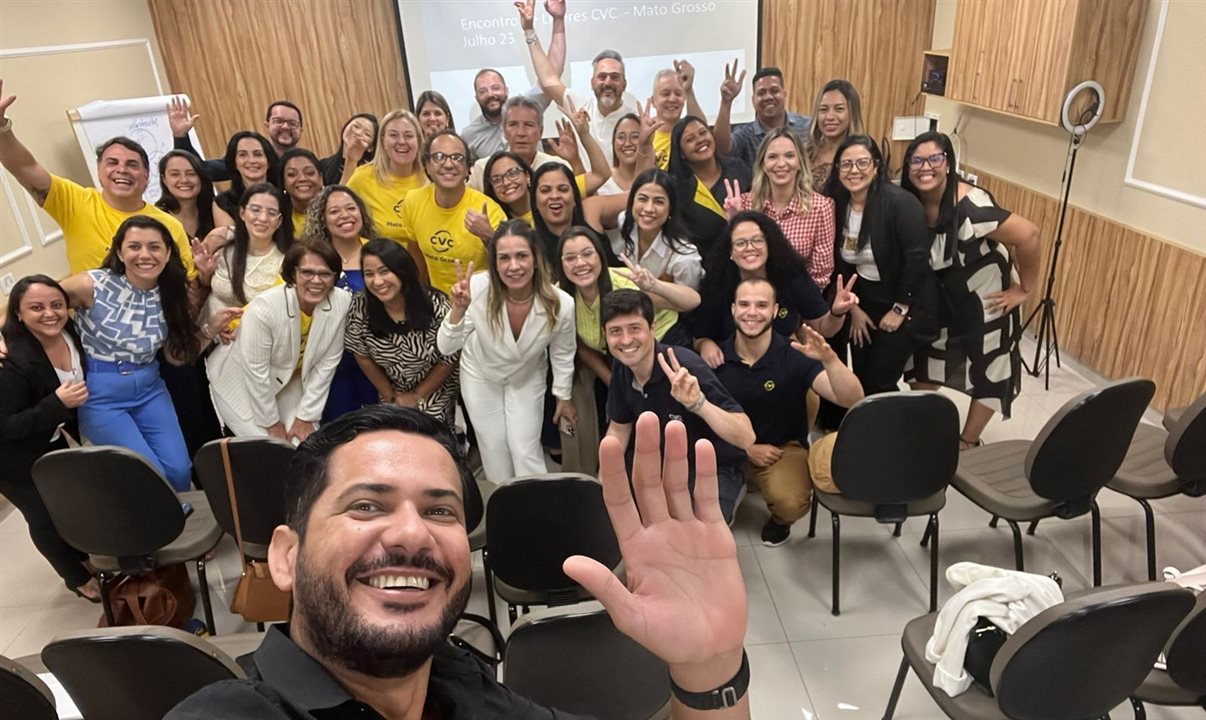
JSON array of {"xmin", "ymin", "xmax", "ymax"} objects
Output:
[
  {"xmin": 99, "ymin": 563, "xmax": 196, "ymax": 628},
  {"xmin": 222, "ymin": 439, "xmax": 291, "ymax": 623}
]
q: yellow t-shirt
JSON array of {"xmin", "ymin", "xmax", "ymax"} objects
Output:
[
  {"xmin": 653, "ymin": 130, "xmax": 672, "ymax": 170},
  {"xmin": 398, "ymin": 185, "xmax": 506, "ymax": 295},
  {"xmin": 291, "ymin": 209, "xmax": 306, "ymax": 240},
  {"xmin": 347, "ymin": 164, "xmax": 426, "ymax": 244},
  {"xmin": 43, "ymin": 175, "xmax": 196, "ymax": 278},
  {"xmin": 576, "ymin": 269, "xmax": 678, "ymax": 352},
  {"xmin": 296, "ymin": 310, "xmax": 312, "ymax": 372}
]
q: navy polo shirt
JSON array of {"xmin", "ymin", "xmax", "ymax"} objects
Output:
[
  {"xmin": 714, "ymin": 332, "xmax": 822, "ymax": 446},
  {"xmin": 692, "ymin": 273, "xmax": 830, "ymax": 342},
  {"xmin": 607, "ymin": 343, "xmax": 747, "ymax": 471}
]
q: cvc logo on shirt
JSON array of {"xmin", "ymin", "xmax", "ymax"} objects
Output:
[
  {"xmin": 430, "ymin": 230, "xmax": 454, "ymax": 253},
  {"xmin": 392, "ymin": 198, "xmax": 405, "ymax": 217},
  {"xmin": 777, "ymin": 308, "xmax": 788, "ymax": 319},
  {"xmin": 763, "ymin": 380, "xmax": 776, "ymax": 392}
]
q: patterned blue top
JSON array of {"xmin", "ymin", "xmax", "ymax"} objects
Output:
[{"xmin": 77, "ymin": 270, "xmax": 167, "ymax": 363}]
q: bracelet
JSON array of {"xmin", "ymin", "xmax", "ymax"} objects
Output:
[
  {"xmin": 0, "ymin": 117, "xmax": 12, "ymax": 134},
  {"xmin": 670, "ymin": 650, "xmax": 750, "ymax": 710},
  {"xmin": 524, "ymin": 30, "xmax": 538, "ymax": 44},
  {"xmin": 685, "ymin": 395, "xmax": 706, "ymax": 414}
]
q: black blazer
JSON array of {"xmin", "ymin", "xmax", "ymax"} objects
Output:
[
  {"xmin": 833, "ymin": 182, "xmax": 939, "ymax": 335},
  {"xmin": 0, "ymin": 327, "xmax": 84, "ymax": 481}
]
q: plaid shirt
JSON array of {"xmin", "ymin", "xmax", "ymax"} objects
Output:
[{"xmin": 741, "ymin": 192, "xmax": 836, "ymax": 289}]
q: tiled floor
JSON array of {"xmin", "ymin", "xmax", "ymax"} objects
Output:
[{"xmin": 1, "ymin": 337, "xmax": 1202, "ymax": 718}]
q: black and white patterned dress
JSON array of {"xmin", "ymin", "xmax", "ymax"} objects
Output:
[
  {"xmin": 906, "ymin": 186, "xmax": 1021, "ymax": 416},
  {"xmin": 344, "ymin": 290, "xmax": 460, "ymax": 428}
]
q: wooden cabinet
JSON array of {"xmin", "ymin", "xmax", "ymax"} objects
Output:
[{"xmin": 935, "ymin": 0, "xmax": 1145, "ymax": 125}]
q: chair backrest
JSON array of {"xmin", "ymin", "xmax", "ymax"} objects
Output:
[
  {"xmin": 1165, "ymin": 591, "xmax": 1206, "ymax": 694},
  {"xmin": 1025, "ymin": 378, "xmax": 1155, "ymax": 503},
  {"xmin": 831, "ymin": 391, "xmax": 960, "ymax": 504},
  {"xmin": 503, "ymin": 609, "xmax": 670, "ymax": 720},
  {"xmin": 989, "ymin": 582, "xmax": 1194, "ymax": 719},
  {"xmin": 0, "ymin": 655, "xmax": 56, "ymax": 720},
  {"xmin": 485, "ymin": 473, "xmax": 620, "ymax": 602},
  {"xmin": 193, "ymin": 438, "xmax": 294, "ymax": 548},
  {"xmin": 33, "ymin": 446, "xmax": 186, "ymax": 559},
  {"xmin": 41, "ymin": 625, "xmax": 245, "ymax": 720},
  {"xmin": 1166, "ymin": 392, "xmax": 1206, "ymax": 482}
]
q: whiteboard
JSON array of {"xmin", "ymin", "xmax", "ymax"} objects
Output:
[{"xmin": 68, "ymin": 94, "xmax": 205, "ymax": 205}]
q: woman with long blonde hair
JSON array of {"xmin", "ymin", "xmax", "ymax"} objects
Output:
[
  {"xmin": 438, "ymin": 219, "xmax": 577, "ymax": 484},
  {"xmin": 723, "ymin": 126, "xmax": 836, "ymax": 289},
  {"xmin": 347, "ymin": 109, "xmax": 427, "ymax": 242},
  {"xmin": 805, "ymin": 79, "xmax": 865, "ymax": 190}
]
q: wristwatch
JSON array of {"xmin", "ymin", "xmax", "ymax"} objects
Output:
[
  {"xmin": 891, "ymin": 304, "xmax": 907, "ymax": 316},
  {"xmin": 670, "ymin": 650, "xmax": 750, "ymax": 710}
]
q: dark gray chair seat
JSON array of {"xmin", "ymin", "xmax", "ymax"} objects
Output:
[
  {"xmin": 1134, "ymin": 666, "xmax": 1200, "ymax": 706},
  {"xmin": 1, "ymin": 654, "xmax": 56, "ymax": 720},
  {"xmin": 950, "ymin": 378, "xmax": 1156, "ymax": 587},
  {"xmin": 812, "ymin": 391, "xmax": 960, "ymax": 616},
  {"xmin": 34, "ymin": 446, "xmax": 224, "ymax": 634},
  {"xmin": 1108, "ymin": 423, "xmax": 1182, "ymax": 497},
  {"xmin": 815, "ymin": 488, "xmax": 946, "ymax": 518},
  {"xmin": 89, "ymin": 490, "xmax": 223, "ymax": 571},
  {"xmin": 42, "ymin": 626, "xmax": 244, "ymax": 720},
  {"xmin": 953, "ymin": 442, "xmax": 1065, "ymax": 521},
  {"xmin": 884, "ymin": 582, "xmax": 1196, "ymax": 720},
  {"xmin": 1162, "ymin": 405, "xmax": 1185, "ymax": 430},
  {"xmin": 503, "ymin": 609, "xmax": 670, "ymax": 720}
]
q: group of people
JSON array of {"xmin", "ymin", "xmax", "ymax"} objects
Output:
[{"xmin": 0, "ymin": 0, "xmax": 1042, "ymax": 715}]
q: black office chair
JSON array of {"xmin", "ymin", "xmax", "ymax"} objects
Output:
[
  {"xmin": 0, "ymin": 654, "xmax": 56, "ymax": 720},
  {"xmin": 193, "ymin": 437, "xmax": 294, "ymax": 560},
  {"xmin": 1130, "ymin": 590, "xmax": 1206, "ymax": 716},
  {"xmin": 33, "ymin": 446, "xmax": 224, "ymax": 633},
  {"xmin": 813, "ymin": 391, "xmax": 960, "ymax": 615},
  {"xmin": 484, "ymin": 473, "xmax": 621, "ymax": 625},
  {"xmin": 41, "ymin": 625, "xmax": 244, "ymax": 720},
  {"xmin": 503, "ymin": 609, "xmax": 670, "ymax": 720},
  {"xmin": 1107, "ymin": 392, "xmax": 1206, "ymax": 580},
  {"xmin": 952, "ymin": 378, "xmax": 1155, "ymax": 587},
  {"xmin": 883, "ymin": 582, "xmax": 1195, "ymax": 719}
]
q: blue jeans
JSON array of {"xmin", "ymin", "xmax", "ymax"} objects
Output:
[{"xmin": 79, "ymin": 361, "xmax": 192, "ymax": 492}]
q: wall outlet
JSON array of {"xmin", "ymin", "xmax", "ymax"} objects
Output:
[
  {"xmin": 892, "ymin": 115, "xmax": 931, "ymax": 141},
  {"xmin": 0, "ymin": 273, "xmax": 14, "ymax": 295}
]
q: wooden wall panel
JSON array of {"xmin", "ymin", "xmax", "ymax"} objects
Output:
[
  {"xmin": 762, "ymin": 0, "xmax": 936, "ymax": 170},
  {"xmin": 970, "ymin": 166, "xmax": 1206, "ymax": 411},
  {"xmin": 147, "ymin": 0, "xmax": 407, "ymax": 168}
]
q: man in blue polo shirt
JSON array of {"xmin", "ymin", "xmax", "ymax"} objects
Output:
[
  {"xmin": 714, "ymin": 278, "xmax": 864, "ymax": 546},
  {"xmin": 603, "ymin": 290, "xmax": 756, "ymax": 523}
]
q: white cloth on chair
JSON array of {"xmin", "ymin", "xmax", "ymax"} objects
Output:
[{"xmin": 925, "ymin": 562, "xmax": 1064, "ymax": 697}]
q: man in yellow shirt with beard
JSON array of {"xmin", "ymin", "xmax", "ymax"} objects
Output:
[{"xmin": 398, "ymin": 130, "xmax": 505, "ymax": 295}]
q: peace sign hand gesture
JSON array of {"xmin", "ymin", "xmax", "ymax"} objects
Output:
[
  {"xmin": 792, "ymin": 324, "xmax": 838, "ymax": 364},
  {"xmin": 450, "ymin": 259, "xmax": 475, "ymax": 316},
  {"xmin": 722, "ymin": 178, "xmax": 744, "ymax": 219},
  {"xmin": 514, "ymin": 0, "xmax": 535, "ymax": 31},
  {"xmin": 720, "ymin": 58, "xmax": 746, "ymax": 104},
  {"xmin": 616, "ymin": 253, "xmax": 657, "ymax": 292},
  {"xmin": 657, "ymin": 347, "xmax": 703, "ymax": 411},
  {"xmin": 189, "ymin": 236, "xmax": 217, "ymax": 279},
  {"xmin": 559, "ymin": 95, "xmax": 590, "ymax": 137},
  {"xmin": 830, "ymin": 274, "xmax": 860, "ymax": 317},
  {"xmin": 550, "ymin": 118, "xmax": 580, "ymax": 163},
  {"xmin": 638, "ymin": 98, "xmax": 661, "ymax": 143}
]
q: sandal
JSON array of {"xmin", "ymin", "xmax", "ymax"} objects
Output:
[
  {"xmin": 959, "ymin": 436, "xmax": 985, "ymax": 451},
  {"xmin": 69, "ymin": 581, "xmax": 103, "ymax": 604}
]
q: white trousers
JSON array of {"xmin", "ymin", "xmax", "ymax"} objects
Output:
[
  {"xmin": 460, "ymin": 369, "xmax": 548, "ymax": 484},
  {"xmin": 211, "ymin": 375, "xmax": 305, "ymax": 438}
]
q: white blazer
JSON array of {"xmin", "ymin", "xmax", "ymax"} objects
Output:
[
  {"xmin": 437, "ymin": 272, "xmax": 576, "ymax": 400},
  {"xmin": 207, "ymin": 283, "xmax": 351, "ymax": 427}
]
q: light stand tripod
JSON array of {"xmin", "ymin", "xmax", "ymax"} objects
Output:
[{"xmin": 1020, "ymin": 81, "xmax": 1103, "ymax": 390}]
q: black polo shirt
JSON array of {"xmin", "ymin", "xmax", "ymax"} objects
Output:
[
  {"xmin": 166, "ymin": 624, "xmax": 590, "ymax": 719},
  {"xmin": 714, "ymin": 333, "xmax": 822, "ymax": 447},
  {"xmin": 607, "ymin": 343, "xmax": 747, "ymax": 471},
  {"xmin": 692, "ymin": 273, "xmax": 830, "ymax": 342}
]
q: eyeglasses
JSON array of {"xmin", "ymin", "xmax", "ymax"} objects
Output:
[
  {"xmin": 732, "ymin": 237, "xmax": 767, "ymax": 251},
  {"xmin": 561, "ymin": 247, "xmax": 598, "ymax": 265},
  {"xmin": 490, "ymin": 166, "xmax": 526, "ymax": 186},
  {"xmin": 297, "ymin": 268, "xmax": 335, "ymax": 282},
  {"xmin": 838, "ymin": 157, "xmax": 875, "ymax": 173},
  {"xmin": 907, "ymin": 152, "xmax": 947, "ymax": 170},
  {"xmin": 245, "ymin": 204, "xmax": 281, "ymax": 219},
  {"xmin": 429, "ymin": 152, "xmax": 467, "ymax": 167},
  {"xmin": 268, "ymin": 118, "xmax": 301, "ymax": 129}
]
